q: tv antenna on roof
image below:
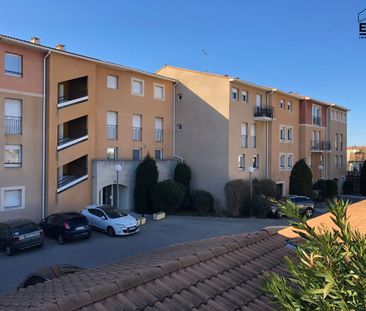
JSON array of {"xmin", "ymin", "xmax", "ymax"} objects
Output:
[{"xmin": 202, "ymin": 49, "xmax": 208, "ymax": 72}]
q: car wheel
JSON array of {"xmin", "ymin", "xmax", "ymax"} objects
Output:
[
  {"xmin": 57, "ymin": 233, "xmax": 64, "ymax": 245},
  {"xmin": 304, "ymin": 208, "xmax": 313, "ymax": 218},
  {"xmin": 5, "ymin": 245, "xmax": 14, "ymax": 256},
  {"xmin": 107, "ymin": 226, "xmax": 115, "ymax": 237}
]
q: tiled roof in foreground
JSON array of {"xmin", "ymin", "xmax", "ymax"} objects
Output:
[{"xmin": 0, "ymin": 229, "xmax": 294, "ymax": 311}]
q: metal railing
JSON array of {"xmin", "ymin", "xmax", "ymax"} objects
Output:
[
  {"xmin": 58, "ymin": 89, "xmax": 88, "ymax": 104},
  {"xmin": 57, "ymin": 129, "xmax": 88, "ymax": 146},
  {"xmin": 311, "ymin": 140, "xmax": 331, "ymax": 151},
  {"xmin": 253, "ymin": 106, "xmax": 274, "ymax": 119},
  {"xmin": 250, "ymin": 135, "xmax": 256, "ymax": 148},
  {"xmin": 57, "ymin": 169, "xmax": 88, "ymax": 189},
  {"xmin": 155, "ymin": 129, "xmax": 163, "ymax": 142},
  {"xmin": 133, "ymin": 127, "xmax": 142, "ymax": 141},
  {"xmin": 312, "ymin": 116, "xmax": 321, "ymax": 126},
  {"xmin": 241, "ymin": 135, "xmax": 248, "ymax": 148},
  {"xmin": 107, "ymin": 125, "xmax": 118, "ymax": 140},
  {"xmin": 4, "ymin": 116, "xmax": 22, "ymax": 134}
]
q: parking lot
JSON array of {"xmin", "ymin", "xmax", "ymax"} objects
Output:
[{"xmin": 0, "ymin": 215, "xmax": 290, "ymax": 293}]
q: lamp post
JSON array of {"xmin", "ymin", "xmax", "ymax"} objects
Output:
[
  {"xmin": 248, "ymin": 166, "xmax": 255, "ymax": 217},
  {"xmin": 318, "ymin": 164, "xmax": 324, "ymax": 180},
  {"xmin": 113, "ymin": 164, "xmax": 122, "ymax": 208}
]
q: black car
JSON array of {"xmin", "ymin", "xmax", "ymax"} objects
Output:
[
  {"xmin": 40, "ymin": 212, "xmax": 91, "ymax": 244},
  {"xmin": 0, "ymin": 219, "xmax": 45, "ymax": 256}
]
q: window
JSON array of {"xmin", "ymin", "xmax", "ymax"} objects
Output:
[
  {"xmin": 335, "ymin": 133, "xmax": 338, "ymax": 150},
  {"xmin": 312, "ymin": 105, "xmax": 321, "ymax": 126},
  {"xmin": 287, "ymin": 101, "xmax": 292, "ymax": 112},
  {"xmin": 250, "ymin": 124, "xmax": 256, "ymax": 148},
  {"xmin": 4, "ymin": 53, "xmax": 22, "ymax": 76},
  {"xmin": 279, "ymin": 153, "xmax": 286, "ymax": 170},
  {"xmin": 131, "ymin": 78, "xmax": 144, "ymax": 96},
  {"xmin": 107, "ymin": 111, "xmax": 118, "ymax": 140},
  {"xmin": 287, "ymin": 126, "xmax": 293, "ymax": 143},
  {"xmin": 340, "ymin": 155, "xmax": 343, "ymax": 166},
  {"xmin": 154, "ymin": 83, "xmax": 165, "ymax": 100},
  {"xmin": 4, "ymin": 145, "xmax": 22, "ymax": 167},
  {"xmin": 238, "ymin": 154, "xmax": 245, "ymax": 170},
  {"xmin": 340, "ymin": 133, "xmax": 343, "ymax": 150},
  {"xmin": 4, "ymin": 98, "xmax": 22, "ymax": 134},
  {"xmin": 132, "ymin": 114, "xmax": 142, "ymax": 141},
  {"xmin": 280, "ymin": 125, "xmax": 286, "ymax": 143},
  {"xmin": 155, "ymin": 117, "xmax": 163, "ymax": 142},
  {"xmin": 155, "ymin": 149, "xmax": 163, "ymax": 160},
  {"xmin": 255, "ymin": 94, "xmax": 262, "ymax": 107},
  {"xmin": 1, "ymin": 187, "xmax": 24, "ymax": 210},
  {"xmin": 177, "ymin": 94, "xmax": 183, "ymax": 101},
  {"xmin": 241, "ymin": 123, "xmax": 248, "ymax": 148},
  {"xmin": 132, "ymin": 148, "xmax": 141, "ymax": 160},
  {"xmin": 107, "ymin": 75, "xmax": 118, "ymax": 89},
  {"xmin": 280, "ymin": 99, "xmax": 285, "ymax": 110},
  {"xmin": 241, "ymin": 90, "xmax": 248, "ymax": 102},
  {"xmin": 335, "ymin": 155, "xmax": 338, "ymax": 166},
  {"xmin": 252, "ymin": 154, "xmax": 259, "ymax": 169},
  {"xmin": 287, "ymin": 154, "xmax": 293, "ymax": 169},
  {"xmin": 106, "ymin": 147, "xmax": 117, "ymax": 160},
  {"xmin": 231, "ymin": 88, "xmax": 238, "ymax": 101},
  {"xmin": 177, "ymin": 123, "xmax": 183, "ymax": 131}
]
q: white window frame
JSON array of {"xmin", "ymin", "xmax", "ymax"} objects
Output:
[
  {"xmin": 287, "ymin": 126, "xmax": 293, "ymax": 143},
  {"xmin": 255, "ymin": 94, "xmax": 262, "ymax": 107},
  {"xmin": 153, "ymin": 83, "xmax": 165, "ymax": 100},
  {"xmin": 106, "ymin": 147, "xmax": 118, "ymax": 160},
  {"xmin": 4, "ymin": 53, "xmax": 22, "ymax": 77},
  {"xmin": 241, "ymin": 90, "xmax": 248, "ymax": 103},
  {"xmin": 279, "ymin": 153, "xmax": 286, "ymax": 170},
  {"xmin": 4, "ymin": 144, "xmax": 22, "ymax": 167},
  {"xmin": 106, "ymin": 75, "xmax": 118, "ymax": 89},
  {"xmin": 279, "ymin": 125, "xmax": 286, "ymax": 143},
  {"xmin": 287, "ymin": 153, "xmax": 293, "ymax": 170},
  {"xmin": 131, "ymin": 78, "xmax": 144, "ymax": 96},
  {"xmin": 231, "ymin": 88, "xmax": 238, "ymax": 101},
  {"xmin": 312, "ymin": 104, "xmax": 321, "ymax": 126},
  {"xmin": 155, "ymin": 149, "xmax": 163, "ymax": 160},
  {"xmin": 177, "ymin": 94, "xmax": 182, "ymax": 101},
  {"xmin": 252, "ymin": 154, "xmax": 259, "ymax": 169},
  {"xmin": 238, "ymin": 154, "xmax": 245, "ymax": 170},
  {"xmin": 132, "ymin": 148, "xmax": 142, "ymax": 160},
  {"xmin": 287, "ymin": 101, "xmax": 292, "ymax": 112},
  {"xmin": 280, "ymin": 99, "xmax": 285, "ymax": 110},
  {"xmin": 1, "ymin": 186, "xmax": 25, "ymax": 211}
]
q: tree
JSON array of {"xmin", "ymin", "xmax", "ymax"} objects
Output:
[
  {"xmin": 150, "ymin": 181, "xmax": 186, "ymax": 213},
  {"xmin": 289, "ymin": 159, "xmax": 313, "ymax": 197},
  {"xmin": 174, "ymin": 162, "xmax": 191, "ymax": 194},
  {"xmin": 360, "ymin": 160, "xmax": 366, "ymax": 195},
  {"xmin": 134, "ymin": 154, "xmax": 158, "ymax": 213},
  {"xmin": 265, "ymin": 199, "xmax": 366, "ymax": 310}
]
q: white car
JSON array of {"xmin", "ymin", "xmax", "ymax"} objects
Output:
[{"xmin": 81, "ymin": 205, "xmax": 139, "ymax": 237}]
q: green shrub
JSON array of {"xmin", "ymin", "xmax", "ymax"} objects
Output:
[
  {"xmin": 150, "ymin": 181, "xmax": 186, "ymax": 213},
  {"xmin": 224, "ymin": 179, "xmax": 250, "ymax": 216},
  {"xmin": 174, "ymin": 162, "xmax": 191, "ymax": 194},
  {"xmin": 325, "ymin": 179, "xmax": 338, "ymax": 198},
  {"xmin": 134, "ymin": 154, "xmax": 158, "ymax": 213},
  {"xmin": 190, "ymin": 190, "xmax": 214, "ymax": 216},
  {"xmin": 313, "ymin": 179, "xmax": 327, "ymax": 201},
  {"xmin": 264, "ymin": 200, "xmax": 366, "ymax": 310},
  {"xmin": 252, "ymin": 195, "xmax": 272, "ymax": 218},
  {"xmin": 259, "ymin": 179, "xmax": 277, "ymax": 198},
  {"xmin": 289, "ymin": 159, "xmax": 313, "ymax": 198},
  {"xmin": 360, "ymin": 160, "xmax": 366, "ymax": 195},
  {"xmin": 342, "ymin": 179, "xmax": 354, "ymax": 194}
]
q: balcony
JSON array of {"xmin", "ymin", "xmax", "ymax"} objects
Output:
[
  {"xmin": 58, "ymin": 76, "xmax": 88, "ymax": 108},
  {"xmin": 253, "ymin": 106, "xmax": 274, "ymax": 121},
  {"xmin": 133, "ymin": 127, "xmax": 142, "ymax": 141},
  {"xmin": 311, "ymin": 140, "xmax": 331, "ymax": 152},
  {"xmin": 57, "ymin": 155, "xmax": 88, "ymax": 193},
  {"xmin": 4, "ymin": 116, "xmax": 22, "ymax": 134},
  {"xmin": 241, "ymin": 135, "xmax": 248, "ymax": 148},
  {"xmin": 312, "ymin": 116, "xmax": 321, "ymax": 126},
  {"xmin": 107, "ymin": 125, "xmax": 118, "ymax": 140},
  {"xmin": 57, "ymin": 116, "xmax": 88, "ymax": 151},
  {"xmin": 250, "ymin": 136, "xmax": 256, "ymax": 148},
  {"xmin": 155, "ymin": 129, "xmax": 163, "ymax": 142}
]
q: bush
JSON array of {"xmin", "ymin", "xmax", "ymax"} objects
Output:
[
  {"xmin": 289, "ymin": 159, "xmax": 313, "ymax": 198},
  {"xmin": 224, "ymin": 179, "xmax": 250, "ymax": 216},
  {"xmin": 325, "ymin": 179, "xmax": 338, "ymax": 198},
  {"xmin": 313, "ymin": 179, "xmax": 327, "ymax": 201},
  {"xmin": 265, "ymin": 200, "xmax": 366, "ymax": 310},
  {"xmin": 150, "ymin": 181, "xmax": 186, "ymax": 213},
  {"xmin": 259, "ymin": 179, "xmax": 277, "ymax": 198},
  {"xmin": 174, "ymin": 162, "xmax": 191, "ymax": 194},
  {"xmin": 190, "ymin": 190, "xmax": 214, "ymax": 216},
  {"xmin": 134, "ymin": 154, "xmax": 158, "ymax": 214},
  {"xmin": 360, "ymin": 160, "xmax": 366, "ymax": 195},
  {"xmin": 343, "ymin": 179, "xmax": 354, "ymax": 195},
  {"xmin": 252, "ymin": 195, "xmax": 272, "ymax": 218}
]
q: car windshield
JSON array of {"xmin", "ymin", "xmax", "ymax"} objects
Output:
[{"xmin": 101, "ymin": 207, "xmax": 128, "ymax": 219}]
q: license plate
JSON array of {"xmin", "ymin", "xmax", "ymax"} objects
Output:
[
  {"xmin": 21, "ymin": 231, "xmax": 40, "ymax": 240},
  {"xmin": 75, "ymin": 226, "xmax": 85, "ymax": 231}
]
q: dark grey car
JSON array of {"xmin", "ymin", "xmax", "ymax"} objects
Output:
[
  {"xmin": 0, "ymin": 219, "xmax": 45, "ymax": 256},
  {"xmin": 272, "ymin": 195, "xmax": 315, "ymax": 218}
]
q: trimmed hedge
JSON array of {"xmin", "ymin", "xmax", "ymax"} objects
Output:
[
  {"xmin": 289, "ymin": 159, "xmax": 313, "ymax": 198},
  {"xmin": 190, "ymin": 190, "xmax": 214, "ymax": 216},
  {"xmin": 343, "ymin": 179, "xmax": 354, "ymax": 195},
  {"xmin": 151, "ymin": 181, "xmax": 186, "ymax": 213},
  {"xmin": 174, "ymin": 162, "xmax": 191, "ymax": 194}
]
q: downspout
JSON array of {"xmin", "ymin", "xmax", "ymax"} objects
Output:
[{"xmin": 41, "ymin": 51, "xmax": 51, "ymax": 219}]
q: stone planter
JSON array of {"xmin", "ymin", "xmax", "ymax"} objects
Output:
[
  {"xmin": 138, "ymin": 217, "xmax": 146, "ymax": 226},
  {"xmin": 153, "ymin": 212, "xmax": 166, "ymax": 221}
]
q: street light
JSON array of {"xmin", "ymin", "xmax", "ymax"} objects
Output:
[
  {"xmin": 113, "ymin": 164, "xmax": 122, "ymax": 208},
  {"xmin": 318, "ymin": 164, "xmax": 324, "ymax": 179},
  {"xmin": 248, "ymin": 166, "xmax": 255, "ymax": 217}
]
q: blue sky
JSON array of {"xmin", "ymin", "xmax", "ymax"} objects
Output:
[{"xmin": 1, "ymin": 0, "xmax": 365, "ymax": 145}]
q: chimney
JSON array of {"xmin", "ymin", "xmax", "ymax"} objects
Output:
[
  {"xmin": 30, "ymin": 37, "xmax": 40, "ymax": 44},
  {"xmin": 55, "ymin": 44, "xmax": 65, "ymax": 51}
]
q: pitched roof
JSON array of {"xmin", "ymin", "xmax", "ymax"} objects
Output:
[{"xmin": 0, "ymin": 229, "xmax": 294, "ymax": 311}]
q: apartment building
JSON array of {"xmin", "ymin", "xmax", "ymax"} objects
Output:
[
  {"xmin": 157, "ymin": 66, "xmax": 348, "ymax": 205},
  {"xmin": 0, "ymin": 35, "xmax": 176, "ymax": 218}
]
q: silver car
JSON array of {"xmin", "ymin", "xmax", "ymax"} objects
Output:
[{"xmin": 272, "ymin": 195, "xmax": 315, "ymax": 218}]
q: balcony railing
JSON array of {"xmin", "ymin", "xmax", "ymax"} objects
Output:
[
  {"xmin": 57, "ymin": 169, "xmax": 88, "ymax": 193},
  {"xmin": 311, "ymin": 140, "xmax": 331, "ymax": 152},
  {"xmin": 57, "ymin": 129, "xmax": 88, "ymax": 151},
  {"xmin": 241, "ymin": 135, "xmax": 248, "ymax": 148},
  {"xmin": 4, "ymin": 116, "xmax": 22, "ymax": 134},
  {"xmin": 250, "ymin": 135, "xmax": 256, "ymax": 148},
  {"xmin": 133, "ymin": 127, "xmax": 142, "ymax": 141},
  {"xmin": 312, "ymin": 116, "xmax": 321, "ymax": 126},
  {"xmin": 253, "ymin": 106, "xmax": 274, "ymax": 120},
  {"xmin": 155, "ymin": 129, "xmax": 163, "ymax": 142},
  {"xmin": 107, "ymin": 125, "xmax": 118, "ymax": 140},
  {"xmin": 57, "ymin": 89, "xmax": 88, "ymax": 108}
]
